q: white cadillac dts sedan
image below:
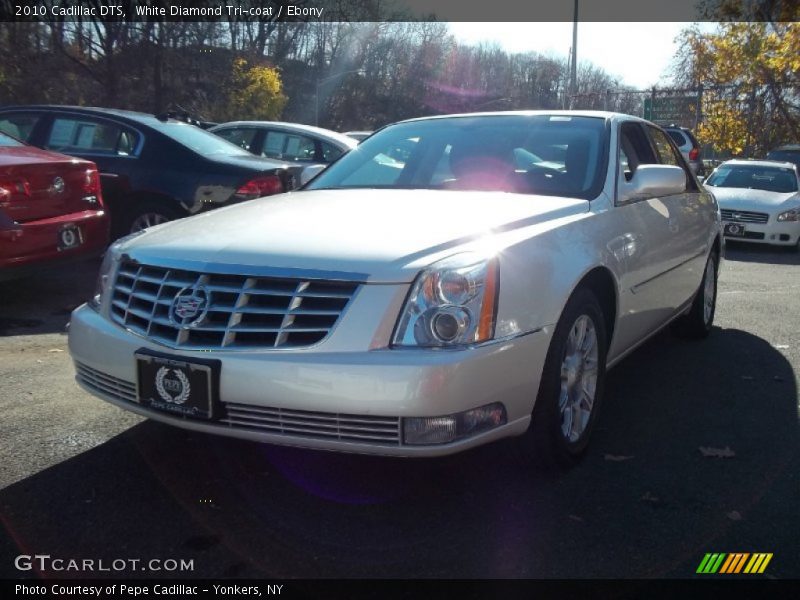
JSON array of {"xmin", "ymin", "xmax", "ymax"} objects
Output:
[
  {"xmin": 69, "ymin": 111, "xmax": 722, "ymax": 468},
  {"xmin": 704, "ymin": 159, "xmax": 800, "ymax": 249}
]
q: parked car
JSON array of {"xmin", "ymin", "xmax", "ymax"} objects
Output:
[
  {"xmin": 766, "ymin": 144, "xmax": 800, "ymax": 170},
  {"xmin": 663, "ymin": 125, "xmax": 705, "ymax": 177},
  {"xmin": 0, "ymin": 106, "xmax": 300, "ymax": 237},
  {"xmin": 210, "ymin": 121, "xmax": 357, "ymax": 167},
  {"xmin": 343, "ymin": 131, "xmax": 373, "ymax": 143},
  {"xmin": 69, "ymin": 111, "xmax": 721, "ymax": 468},
  {"xmin": 704, "ymin": 159, "xmax": 800, "ymax": 249},
  {"xmin": 0, "ymin": 131, "xmax": 108, "ymax": 280}
]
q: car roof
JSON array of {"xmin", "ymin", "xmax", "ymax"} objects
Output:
[
  {"xmin": 720, "ymin": 158, "xmax": 798, "ymax": 170},
  {"xmin": 393, "ymin": 110, "xmax": 646, "ymax": 126},
  {"xmin": 211, "ymin": 121, "xmax": 358, "ymax": 149},
  {"xmin": 0, "ymin": 104, "xmax": 192, "ymax": 129},
  {"xmin": 769, "ymin": 144, "xmax": 800, "ymax": 152}
]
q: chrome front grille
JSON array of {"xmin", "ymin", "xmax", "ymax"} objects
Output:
[
  {"xmin": 721, "ymin": 209, "xmax": 769, "ymax": 224},
  {"xmin": 222, "ymin": 402, "xmax": 401, "ymax": 445},
  {"xmin": 109, "ymin": 260, "xmax": 358, "ymax": 350},
  {"xmin": 75, "ymin": 361, "xmax": 137, "ymax": 403},
  {"xmin": 74, "ymin": 361, "xmax": 401, "ymax": 446}
]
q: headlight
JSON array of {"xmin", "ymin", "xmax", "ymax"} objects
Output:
[
  {"xmin": 89, "ymin": 231, "xmax": 146, "ymax": 311},
  {"xmin": 777, "ymin": 207, "xmax": 800, "ymax": 222},
  {"xmin": 392, "ymin": 253, "xmax": 499, "ymax": 348}
]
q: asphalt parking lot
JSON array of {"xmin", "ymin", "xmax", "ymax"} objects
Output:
[{"xmin": 1, "ymin": 244, "xmax": 798, "ymax": 580}]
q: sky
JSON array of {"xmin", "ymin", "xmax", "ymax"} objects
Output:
[{"xmin": 447, "ymin": 22, "xmax": 717, "ymax": 90}]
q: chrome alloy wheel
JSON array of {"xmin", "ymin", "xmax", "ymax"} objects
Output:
[
  {"xmin": 703, "ymin": 258, "xmax": 716, "ymax": 325},
  {"xmin": 130, "ymin": 212, "xmax": 170, "ymax": 232},
  {"xmin": 558, "ymin": 314, "xmax": 599, "ymax": 442}
]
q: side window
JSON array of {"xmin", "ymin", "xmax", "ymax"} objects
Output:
[
  {"xmin": 666, "ymin": 130, "xmax": 687, "ymax": 148},
  {"xmin": 0, "ymin": 114, "xmax": 41, "ymax": 141},
  {"xmin": 648, "ymin": 126, "xmax": 682, "ymax": 166},
  {"xmin": 619, "ymin": 145, "xmax": 632, "ymax": 182},
  {"xmin": 262, "ymin": 131, "xmax": 317, "ymax": 162},
  {"xmin": 618, "ymin": 122, "xmax": 657, "ymax": 182},
  {"xmin": 320, "ymin": 141, "xmax": 345, "ymax": 163},
  {"xmin": 46, "ymin": 118, "xmax": 139, "ymax": 156},
  {"xmin": 215, "ymin": 128, "xmax": 258, "ymax": 153}
]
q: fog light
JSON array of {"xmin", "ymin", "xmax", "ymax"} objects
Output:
[{"xmin": 403, "ymin": 402, "xmax": 507, "ymax": 445}]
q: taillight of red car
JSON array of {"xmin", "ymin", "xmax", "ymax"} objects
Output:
[
  {"xmin": 234, "ymin": 174, "xmax": 285, "ymax": 200},
  {"xmin": 0, "ymin": 178, "xmax": 31, "ymax": 205},
  {"xmin": 83, "ymin": 167, "xmax": 104, "ymax": 207}
]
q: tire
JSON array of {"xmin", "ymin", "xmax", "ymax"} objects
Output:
[
  {"xmin": 521, "ymin": 288, "xmax": 608, "ymax": 470},
  {"xmin": 119, "ymin": 202, "xmax": 183, "ymax": 238},
  {"xmin": 673, "ymin": 251, "xmax": 718, "ymax": 339}
]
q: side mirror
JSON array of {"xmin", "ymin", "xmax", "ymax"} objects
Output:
[
  {"xmin": 299, "ymin": 164, "xmax": 326, "ymax": 187},
  {"xmin": 619, "ymin": 164, "xmax": 686, "ymax": 203}
]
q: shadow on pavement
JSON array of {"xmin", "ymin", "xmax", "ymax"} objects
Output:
[
  {"xmin": 0, "ymin": 327, "xmax": 797, "ymax": 579},
  {"xmin": 724, "ymin": 241, "xmax": 800, "ymax": 265},
  {"xmin": 0, "ymin": 258, "xmax": 99, "ymax": 337}
]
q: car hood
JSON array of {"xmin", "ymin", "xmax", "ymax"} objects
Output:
[
  {"xmin": 122, "ymin": 189, "xmax": 589, "ymax": 283},
  {"xmin": 711, "ymin": 187, "xmax": 799, "ymax": 212}
]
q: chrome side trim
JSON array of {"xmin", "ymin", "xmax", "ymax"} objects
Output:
[{"xmin": 630, "ymin": 248, "xmax": 706, "ymax": 294}]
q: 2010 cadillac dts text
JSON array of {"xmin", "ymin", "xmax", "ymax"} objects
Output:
[{"xmin": 68, "ymin": 112, "xmax": 723, "ymax": 467}]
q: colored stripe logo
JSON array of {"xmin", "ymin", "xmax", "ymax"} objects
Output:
[{"xmin": 697, "ymin": 553, "xmax": 773, "ymax": 574}]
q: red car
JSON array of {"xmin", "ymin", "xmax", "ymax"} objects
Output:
[{"xmin": 0, "ymin": 132, "xmax": 109, "ymax": 279}]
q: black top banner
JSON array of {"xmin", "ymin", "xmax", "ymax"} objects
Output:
[{"xmin": 0, "ymin": 0, "xmax": 798, "ymax": 23}]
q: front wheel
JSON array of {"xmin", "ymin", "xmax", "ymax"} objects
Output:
[
  {"xmin": 673, "ymin": 251, "xmax": 718, "ymax": 339},
  {"xmin": 521, "ymin": 288, "xmax": 608, "ymax": 470}
]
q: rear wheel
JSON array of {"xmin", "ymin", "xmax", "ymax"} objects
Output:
[
  {"xmin": 121, "ymin": 202, "xmax": 183, "ymax": 237},
  {"xmin": 521, "ymin": 288, "xmax": 608, "ymax": 470},
  {"xmin": 673, "ymin": 251, "xmax": 718, "ymax": 339}
]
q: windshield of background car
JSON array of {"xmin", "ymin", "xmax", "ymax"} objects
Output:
[
  {"xmin": 706, "ymin": 164, "xmax": 798, "ymax": 193},
  {"xmin": 0, "ymin": 132, "xmax": 23, "ymax": 147},
  {"xmin": 154, "ymin": 121, "xmax": 252, "ymax": 156},
  {"xmin": 305, "ymin": 115, "xmax": 609, "ymax": 199}
]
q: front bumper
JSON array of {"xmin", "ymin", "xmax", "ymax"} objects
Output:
[
  {"xmin": 722, "ymin": 218, "xmax": 800, "ymax": 246},
  {"xmin": 68, "ymin": 304, "xmax": 549, "ymax": 456}
]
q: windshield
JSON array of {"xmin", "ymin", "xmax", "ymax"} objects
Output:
[
  {"xmin": 0, "ymin": 131, "xmax": 24, "ymax": 147},
  {"xmin": 154, "ymin": 121, "xmax": 251, "ymax": 156},
  {"xmin": 706, "ymin": 164, "xmax": 798, "ymax": 193},
  {"xmin": 306, "ymin": 115, "xmax": 609, "ymax": 199}
]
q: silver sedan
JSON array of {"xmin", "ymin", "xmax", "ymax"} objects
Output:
[{"xmin": 69, "ymin": 111, "xmax": 722, "ymax": 468}]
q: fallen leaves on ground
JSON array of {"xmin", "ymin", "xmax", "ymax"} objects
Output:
[
  {"xmin": 568, "ymin": 514, "xmax": 584, "ymax": 522},
  {"xmin": 699, "ymin": 446, "xmax": 736, "ymax": 458},
  {"xmin": 604, "ymin": 454, "xmax": 634, "ymax": 462}
]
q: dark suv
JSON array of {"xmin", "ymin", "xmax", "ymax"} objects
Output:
[
  {"xmin": 663, "ymin": 126, "xmax": 705, "ymax": 177},
  {"xmin": 0, "ymin": 106, "xmax": 300, "ymax": 236},
  {"xmin": 766, "ymin": 145, "xmax": 800, "ymax": 170}
]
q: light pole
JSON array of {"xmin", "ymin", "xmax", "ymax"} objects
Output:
[
  {"xmin": 569, "ymin": 0, "xmax": 579, "ymax": 109},
  {"xmin": 315, "ymin": 69, "xmax": 362, "ymax": 127}
]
